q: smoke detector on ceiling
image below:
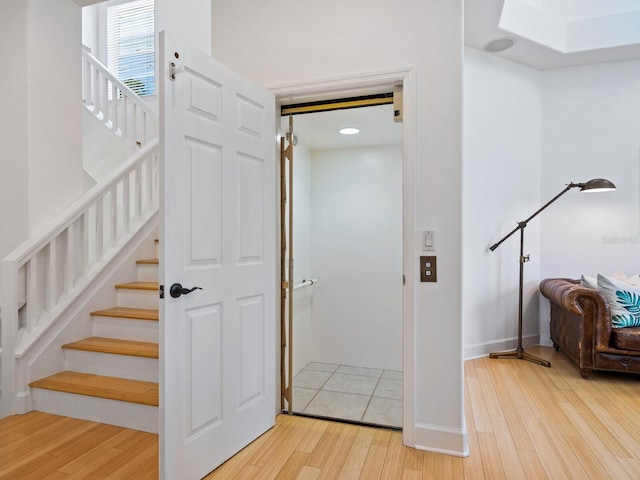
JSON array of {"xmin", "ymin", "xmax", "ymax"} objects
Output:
[{"xmin": 484, "ymin": 37, "xmax": 516, "ymax": 53}]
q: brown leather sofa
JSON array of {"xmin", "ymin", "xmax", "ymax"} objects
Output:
[{"xmin": 540, "ymin": 278, "xmax": 640, "ymax": 378}]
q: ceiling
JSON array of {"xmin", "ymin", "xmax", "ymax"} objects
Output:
[
  {"xmin": 286, "ymin": 0, "xmax": 640, "ymax": 150},
  {"xmin": 281, "ymin": 104, "xmax": 402, "ymax": 151},
  {"xmin": 465, "ymin": 0, "xmax": 640, "ymax": 70}
]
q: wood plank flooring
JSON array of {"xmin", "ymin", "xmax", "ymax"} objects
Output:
[
  {"xmin": 90, "ymin": 307, "xmax": 159, "ymax": 321},
  {"xmin": 62, "ymin": 337, "xmax": 159, "ymax": 358},
  {"xmin": 4, "ymin": 347, "xmax": 640, "ymax": 479},
  {"xmin": 113, "ymin": 281, "xmax": 158, "ymax": 291},
  {"xmin": 28, "ymin": 371, "xmax": 159, "ymax": 406},
  {"xmin": 0, "ymin": 412, "xmax": 158, "ymax": 479}
]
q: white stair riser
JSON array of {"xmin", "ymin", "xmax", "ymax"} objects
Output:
[
  {"xmin": 93, "ymin": 316, "xmax": 159, "ymax": 342},
  {"xmin": 137, "ymin": 264, "xmax": 158, "ymax": 282},
  {"xmin": 64, "ymin": 350, "xmax": 158, "ymax": 382},
  {"xmin": 117, "ymin": 289, "xmax": 158, "ymax": 309},
  {"xmin": 31, "ymin": 388, "xmax": 158, "ymax": 433}
]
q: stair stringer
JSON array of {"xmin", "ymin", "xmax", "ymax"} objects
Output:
[{"xmin": 13, "ymin": 216, "xmax": 159, "ymax": 415}]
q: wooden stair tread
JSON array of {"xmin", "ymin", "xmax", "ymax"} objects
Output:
[
  {"xmin": 91, "ymin": 307, "xmax": 158, "ymax": 321},
  {"xmin": 62, "ymin": 337, "xmax": 158, "ymax": 358},
  {"xmin": 114, "ymin": 281, "xmax": 158, "ymax": 291},
  {"xmin": 136, "ymin": 258, "xmax": 159, "ymax": 265},
  {"xmin": 29, "ymin": 372, "xmax": 158, "ymax": 406}
]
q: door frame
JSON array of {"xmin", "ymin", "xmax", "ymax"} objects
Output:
[{"xmin": 268, "ymin": 66, "xmax": 417, "ymax": 446}]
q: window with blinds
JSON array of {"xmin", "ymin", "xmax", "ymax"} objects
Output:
[{"xmin": 106, "ymin": 0, "xmax": 154, "ymax": 96}]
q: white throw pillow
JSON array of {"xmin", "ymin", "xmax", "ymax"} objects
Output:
[
  {"xmin": 581, "ymin": 272, "xmax": 638, "ymax": 289},
  {"xmin": 627, "ymin": 274, "xmax": 640, "ymax": 286},
  {"xmin": 597, "ymin": 273, "xmax": 640, "ymax": 328},
  {"xmin": 581, "ymin": 275, "xmax": 597, "ymax": 289}
]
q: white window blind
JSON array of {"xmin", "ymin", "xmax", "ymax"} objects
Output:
[{"xmin": 107, "ymin": 0, "xmax": 154, "ymax": 96}]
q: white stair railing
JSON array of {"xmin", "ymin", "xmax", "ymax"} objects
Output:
[
  {"xmin": 82, "ymin": 48, "xmax": 158, "ymax": 148},
  {"xmin": 1, "ymin": 139, "xmax": 159, "ymax": 416}
]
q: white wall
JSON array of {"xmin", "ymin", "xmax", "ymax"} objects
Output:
[
  {"xmin": 0, "ymin": 0, "xmax": 29, "ymax": 262},
  {"xmin": 540, "ymin": 59, "xmax": 640, "ymax": 343},
  {"xmin": 82, "ymin": 109, "xmax": 137, "ymax": 188},
  {"xmin": 310, "ymin": 145, "xmax": 402, "ymax": 371},
  {"xmin": 213, "ymin": 0, "xmax": 465, "ymax": 454},
  {"xmin": 27, "ymin": 0, "xmax": 84, "ymax": 233},
  {"xmin": 0, "ymin": 0, "xmax": 83, "ymax": 259},
  {"xmin": 156, "ymin": 0, "xmax": 211, "ymax": 55},
  {"xmin": 81, "ymin": 4, "xmax": 99, "ymax": 54},
  {"xmin": 463, "ymin": 47, "xmax": 543, "ymax": 359}
]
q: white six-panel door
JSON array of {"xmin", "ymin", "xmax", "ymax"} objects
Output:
[{"xmin": 159, "ymin": 31, "xmax": 276, "ymax": 480}]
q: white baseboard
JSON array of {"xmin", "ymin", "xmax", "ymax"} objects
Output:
[
  {"xmin": 464, "ymin": 334, "xmax": 540, "ymax": 361},
  {"xmin": 538, "ymin": 334, "xmax": 552, "ymax": 347},
  {"xmin": 413, "ymin": 422, "xmax": 469, "ymax": 457}
]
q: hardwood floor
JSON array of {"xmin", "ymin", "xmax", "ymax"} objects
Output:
[
  {"xmin": 0, "ymin": 412, "xmax": 158, "ymax": 479},
  {"xmin": 3, "ymin": 346, "xmax": 640, "ymax": 479}
]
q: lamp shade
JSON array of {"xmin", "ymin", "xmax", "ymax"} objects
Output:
[{"xmin": 580, "ymin": 178, "xmax": 616, "ymax": 192}]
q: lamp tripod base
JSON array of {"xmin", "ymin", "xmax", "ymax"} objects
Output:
[{"xmin": 489, "ymin": 347, "xmax": 551, "ymax": 368}]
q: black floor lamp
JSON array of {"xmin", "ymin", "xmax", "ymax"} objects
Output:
[{"xmin": 489, "ymin": 178, "xmax": 616, "ymax": 367}]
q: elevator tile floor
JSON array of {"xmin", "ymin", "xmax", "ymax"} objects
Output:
[{"xmin": 292, "ymin": 362, "xmax": 402, "ymax": 428}]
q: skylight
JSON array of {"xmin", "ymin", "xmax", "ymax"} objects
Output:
[{"xmin": 500, "ymin": 0, "xmax": 640, "ymax": 53}]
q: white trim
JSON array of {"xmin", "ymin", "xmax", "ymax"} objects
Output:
[
  {"xmin": 539, "ymin": 334, "xmax": 553, "ymax": 347},
  {"xmin": 270, "ymin": 66, "xmax": 417, "ymax": 447},
  {"xmin": 267, "ymin": 67, "xmax": 413, "ymax": 103},
  {"xmin": 464, "ymin": 333, "xmax": 540, "ymax": 361},
  {"xmin": 414, "ymin": 422, "xmax": 469, "ymax": 457},
  {"xmin": 401, "ymin": 68, "xmax": 417, "ymax": 449}
]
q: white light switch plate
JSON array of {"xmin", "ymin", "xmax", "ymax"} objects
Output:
[{"xmin": 422, "ymin": 230, "xmax": 435, "ymax": 251}]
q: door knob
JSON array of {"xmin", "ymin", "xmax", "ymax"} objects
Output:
[{"xmin": 170, "ymin": 283, "xmax": 202, "ymax": 298}]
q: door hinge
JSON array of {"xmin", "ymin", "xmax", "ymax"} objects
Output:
[
  {"xmin": 403, "ymin": 274, "xmax": 405, "ymax": 285},
  {"xmin": 159, "ymin": 284, "xmax": 164, "ymax": 299},
  {"xmin": 170, "ymin": 62, "xmax": 183, "ymax": 80}
]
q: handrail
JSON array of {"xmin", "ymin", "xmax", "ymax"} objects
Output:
[
  {"xmin": 1, "ymin": 139, "xmax": 159, "ymax": 416},
  {"xmin": 294, "ymin": 279, "xmax": 317, "ymax": 291},
  {"xmin": 5, "ymin": 140, "xmax": 158, "ymax": 265},
  {"xmin": 82, "ymin": 48, "xmax": 158, "ymax": 148}
]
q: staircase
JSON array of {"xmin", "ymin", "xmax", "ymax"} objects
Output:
[
  {"xmin": 27, "ymin": 241, "xmax": 160, "ymax": 433},
  {"xmin": 1, "ymin": 45, "xmax": 160, "ymax": 427}
]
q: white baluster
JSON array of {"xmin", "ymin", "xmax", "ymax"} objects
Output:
[
  {"xmin": 95, "ymin": 198, "xmax": 104, "ymax": 261},
  {"xmin": 102, "ymin": 76, "xmax": 109, "ymax": 125},
  {"xmin": 47, "ymin": 237, "xmax": 58, "ymax": 312},
  {"xmin": 25, "ymin": 258, "xmax": 39, "ymax": 330},
  {"xmin": 153, "ymin": 153, "xmax": 160, "ymax": 207},
  {"xmin": 142, "ymin": 111, "xmax": 148, "ymax": 145},
  {"xmin": 81, "ymin": 211, "xmax": 89, "ymax": 276},
  {"xmin": 142, "ymin": 156, "xmax": 152, "ymax": 211},
  {"xmin": 109, "ymin": 186, "xmax": 118, "ymax": 246},
  {"xmin": 65, "ymin": 223, "xmax": 75, "ymax": 293},
  {"xmin": 132, "ymin": 103, "xmax": 139, "ymax": 145},
  {"xmin": 83, "ymin": 58, "xmax": 91, "ymax": 106},
  {"xmin": 112, "ymin": 84, "xmax": 119, "ymax": 135},
  {"xmin": 123, "ymin": 176, "xmax": 131, "ymax": 233},
  {"xmin": 135, "ymin": 164, "xmax": 142, "ymax": 220},
  {"xmin": 122, "ymin": 94, "xmax": 129, "ymax": 142},
  {"xmin": 93, "ymin": 66, "xmax": 100, "ymax": 116}
]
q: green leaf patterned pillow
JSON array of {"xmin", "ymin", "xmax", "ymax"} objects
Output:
[{"xmin": 597, "ymin": 274, "xmax": 640, "ymax": 328}]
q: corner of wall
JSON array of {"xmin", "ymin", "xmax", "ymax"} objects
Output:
[{"xmin": 413, "ymin": 422, "xmax": 469, "ymax": 457}]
